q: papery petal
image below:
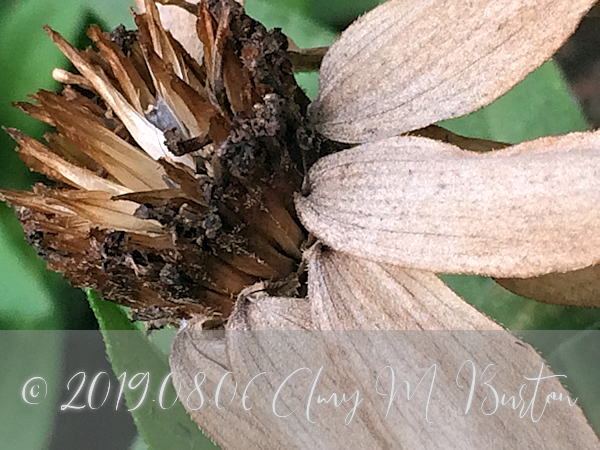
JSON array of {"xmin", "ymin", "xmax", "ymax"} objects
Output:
[
  {"xmin": 310, "ymin": 0, "xmax": 595, "ymax": 143},
  {"xmin": 296, "ymin": 133, "xmax": 600, "ymax": 277},
  {"xmin": 496, "ymin": 265, "xmax": 600, "ymax": 307},
  {"xmin": 307, "ymin": 246, "xmax": 499, "ymax": 330},
  {"xmin": 227, "ymin": 291, "xmax": 314, "ymax": 331},
  {"xmin": 44, "ymin": 26, "xmax": 194, "ymax": 168},
  {"xmin": 170, "ymin": 321, "xmax": 277, "ymax": 450},
  {"xmin": 135, "ymin": 0, "xmax": 204, "ymax": 65},
  {"xmin": 133, "ymin": 0, "xmax": 245, "ymax": 65},
  {"xmin": 169, "ymin": 252, "xmax": 600, "ymax": 448},
  {"xmin": 170, "ymin": 294, "xmax": 313, "ymax": 450}
]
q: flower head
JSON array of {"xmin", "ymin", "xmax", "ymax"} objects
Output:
[{"xmin": 1, "ymin": 0, "xmax": 600, "ymax": 446}]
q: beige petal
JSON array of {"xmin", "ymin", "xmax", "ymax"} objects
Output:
[
  {"xmin": 308, "ymin": 246, "xmax": 499, "ymax": 331},
  {"xmin": 496, "ymin": 265, "xmax": 600, "ymax": 308},
  {"xmin": 296, "ymin": 133, "xmax": 600, "ymax": 278},
  {"xmin": 310, "ymin": 0, "xmax": 595, "ymax": 143},
  {"xmin": 170, "ymin": 321, "xmax": 276, "ymax": 450},
  {"xmin": 169, "ymin": 252, "xmax": 600, "ymax": 448},
  {"xmin": 227, "ymin": 288, "xmax": 314, "ymax": 331}
]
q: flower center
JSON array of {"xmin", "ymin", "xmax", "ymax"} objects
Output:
[{"xmin": 3, "ymin": 0, "xmax": 342, "ymax": 329}]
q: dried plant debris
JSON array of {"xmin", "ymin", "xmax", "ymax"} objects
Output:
[{"xmin": 0, "ymin": 0, "xmax": 338, "ymax": 328}]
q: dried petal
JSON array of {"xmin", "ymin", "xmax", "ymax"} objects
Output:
[
  {"xmin": 310, "ymin": 0, "xmax": 596, "ymax": 143},
  {"xmin": 308, "ymin": 246, "xmax": 498, "ymax": 330},
  {"xmin": 496, "ymin": 265, "xmax": 600, "ymax": 308},
  {"xmin": 228, "ymin": 289, "xmax": 313, "ymax": 331},
  {"xmin": 296, "ymin": 133, "xmax": 600, "ymax": 278},
  {"xmin": 87, "ymin": 25, "xmax": 154, "ymax": 113},
  {"xmin": 169, "ymin": 250, "xmax": 600, "ymax": 448},
  {"xmin": 5, "ymin": 128, "xmax": 129, "ymax": 195},
  {"xmin": 45, "ymin": 26, "xmax": 193, "ymax": 167},
  {"xmin": 171, "ymin": 320, "xmax": 286, "ymax": 450}
]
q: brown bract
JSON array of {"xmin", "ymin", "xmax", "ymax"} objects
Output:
[{"xmin": 1, "ymin": 0, "xmax": 600, "ymax": 447}]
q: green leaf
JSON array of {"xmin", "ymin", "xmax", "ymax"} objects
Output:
[
  {"xmin": 521, "ymin": 331, "xmax": 600, "ymax": 428},
  {"xmin": 307, "ymin": 0, "xmax": 384, "ymax": 30},
  {"xmin": 0, "ymin": 0, "xmax": 99, "ymax": 331},
  {"xmin": 441, "ymin": 275, "xmax": 600, "ymax": 330},
  {"xmin": 0, "ymin": 206, "xmax": 59, "ymax": 328},
  {"xmin": 88, "ymin": 291, "xmax": 218, "ymax": 450},
  {"xmin": 0, "ymin": 332, "xmax": 63, "ymax": 449}
]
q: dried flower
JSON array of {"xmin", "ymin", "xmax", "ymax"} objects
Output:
[{"xmin": 1, "ymin": 0, "xmax": 599, "ymax": 446}]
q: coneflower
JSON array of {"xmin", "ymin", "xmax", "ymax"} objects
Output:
[
  {"xmin": 1, "ymin": 0, "xmax": 336, "ymax": 328},
  {"xmin": 2, "ymin": 0, "xmax": 600, "ymax": 446}
]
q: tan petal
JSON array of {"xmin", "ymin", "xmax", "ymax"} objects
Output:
[
  {"xmin": 296, "ymin": 133, "xmax": 600, "ymax": 277},
  {"xmin": 170, "ymin": 255, "xmax": 599, "ymax": 448},
  {"xmin": 307, "ymin": 246, "xmax": 499, "ymax": 330},
  {"xmin": 310, "ymin": 0, "xmax": 595, "ymax": 143},
  {"xmin": 227, "ymin": 288, "xmax": 314, "ymax": 331},
  {"xmin": 5, "ymin": 128, "xmax": 130, "ymax": 195},
  {"xmin": 496, "ymin": 265, "xmax": 600, "ymax": 308},
  {"xmin": 171, "ymin": 318, "xmax": 292, "ymax": 449},
  {"xmin": 135, "ymin": 0, "xmax": 203, "ymax": 65},
  {"xmin": 44, "ymin": 26, "xmax": 194, "ymax": 168},
  {"xmin": 86, "ymin": 25, "xmax": 154, "ymax": 113}
]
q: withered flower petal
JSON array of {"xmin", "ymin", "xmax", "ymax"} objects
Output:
[
  {"xmin": 296, "ymin": 132, "xmax": 600, "ymax": 278},
  {"xmin": 310, "ymin": 0, "xmax": 596, "ymax": 143}
]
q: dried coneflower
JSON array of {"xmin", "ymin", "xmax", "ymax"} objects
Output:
[
  {"xmin": 1, "ymin": 0, "xmax": 336, "ymax": 328},
  {"xmin": 2, "ymin": 0, "xmax": 600, "ymax": 447}
]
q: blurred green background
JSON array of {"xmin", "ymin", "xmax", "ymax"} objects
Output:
[{"xmin": 0, "ymin": 0, "xmax": 598, "ymax": 448}]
